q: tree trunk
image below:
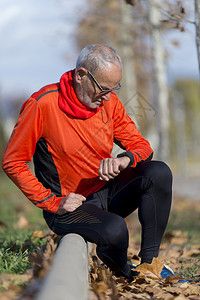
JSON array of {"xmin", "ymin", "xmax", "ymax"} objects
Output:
[
  {"xmin": 195, "ymin": 0, "xmax": 200, "ymax": 75},
  {"xmin": 149, "ymin": 0, "xmax": 170, "ymax": 163},
  {"xmin": 112, "ymin": 1, "xmax": 137, "ymax": 157},
  {"xmin": 120, "ymin": 1, "xmax": 137, "ymax": 103},
  {"xmin": 172, "ymin": 91, "xmax": 188, "ymax": 175}
]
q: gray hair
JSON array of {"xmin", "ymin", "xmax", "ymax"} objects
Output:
[{"xmin": 75, "ymin": 44, "xmax": 122, "ymax": 75}]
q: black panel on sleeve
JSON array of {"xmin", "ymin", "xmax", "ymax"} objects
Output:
[{"xmin": 33, "ymin": 138, "xmax": 62, "ymax": 197}]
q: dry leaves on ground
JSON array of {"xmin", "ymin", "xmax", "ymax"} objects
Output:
[
  {"xmin": 1, "ymin": 197, "xmax": 200, "ymax": 299},
  {"xmin": 89, "ymin": 254, "xmax": 200, "ymax": 300},
  {"xmin": 1, "ymin": 229, "xmax": 199, "ymax": 300},
  {"xmin": 88, "ymin": 198, "xmax": 200, "ymax": 300}
]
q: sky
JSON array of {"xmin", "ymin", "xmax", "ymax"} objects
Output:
[
  {"xmin": 164, "ymin": 24, "xmax": 199, "ymax": 84},
  {"xmin": 0, "ymin": 0, "xmax": 88, "ymax": 100},
  {"xmin": 0, "ymin": 0, "xmax": 199, "ymax": 102}
]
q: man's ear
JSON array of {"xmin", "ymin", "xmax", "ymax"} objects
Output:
[{"xmin": 74, "ymin": 68, "xmax": 87, "ymax": 83}]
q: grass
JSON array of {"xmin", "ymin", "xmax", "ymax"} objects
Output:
[
  {"xmin": 0, "ymin": 174, "xmax": 47, "ymax": 229},
  {"xmin": 0, "ymin": 248, "xmax": 29, "ymax": 274},
  {"xmin": 0, "ymin": 229, "xmax": 47, "ymax": 275},
  {"xmin": 0, "ymin": 173, "xmax": 49, "ymax": 276},
  {"xmin": 180, "ymin": 256, "xmax": 200, "ymax": 282}
]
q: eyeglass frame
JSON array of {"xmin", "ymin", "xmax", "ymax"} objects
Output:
[{"xmin": 83, "ymin": 68, "xmax": 121, "ymax": 95}]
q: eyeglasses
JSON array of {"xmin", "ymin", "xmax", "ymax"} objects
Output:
[{"xmin": 85, "ymin": 68, "xmax": 121, "ymax": 96}]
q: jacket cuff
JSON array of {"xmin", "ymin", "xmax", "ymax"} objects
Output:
[{"xmin": 117, "ymin": 151, "xmax": 135, "ymax": 168}]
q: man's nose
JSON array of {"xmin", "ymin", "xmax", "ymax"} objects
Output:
[{"xmin": 101, "ymin": 92, "xmax": 111, "ymax": 101}]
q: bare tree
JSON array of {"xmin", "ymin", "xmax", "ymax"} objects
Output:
[
  {"xmin": 195, "ymin": 0, "xmax": 200, "ymax": 75},
  {"xmin": 75, "ymin": 0, "xmax": 153, "ymax": 130},
  {"xmin": 120, "ymin": 1, "xmax": 137, "ymax": 102},
  {"xmin": 75, "ymin": 0, "xmax": 191, "ymax": 163},
  {"xmin": 149, "ymin": 0, "xmax": 170, "ymax": 162}
]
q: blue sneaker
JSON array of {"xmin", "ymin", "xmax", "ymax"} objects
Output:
[
  {"xmin": 128, "ymin": 261, "xmax": 175, "ymax": 278},
  {"xmin": 161, "ymin": 264, "xmax": 175, "ymax": 278},
  {"xmin": 127, "ymin": 261, "xmax": 137, "ymax": 270},
  {"xmin": 125, "ymin": 262, "xmax": 140, "ymax": 282},
  {"xmin": 161, "ymin": 264, "xmax": 189, "ymax": 283},
  {"xmin": 128, "ymin": 262, "xmax": 189, "ymax": 283}
]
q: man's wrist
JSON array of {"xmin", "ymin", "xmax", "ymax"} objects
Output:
[
  {"xmin": 117, "ymin": 151, "xmax": 134, "ymax": 168},
  {"xmin": 118, "ymin": 156, "xmax": 130, "ymax": 168}
]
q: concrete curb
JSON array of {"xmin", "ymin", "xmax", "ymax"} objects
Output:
[{"xmin": 35, "ymin": 233, "xmax": 91, "ymax": 300}]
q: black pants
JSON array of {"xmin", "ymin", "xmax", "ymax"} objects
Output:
[{"xmin": 43, "ymin": 160, "xmax": 172, "ymax": 278}]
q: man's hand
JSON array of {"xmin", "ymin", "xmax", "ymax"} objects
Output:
[
  {"xmin": 98, "ymin": 156, "xmax": 130, "ymax": 181},
  {"xmin": 57, "ymin": 193, "xmax": 86, "ymax": 215}
]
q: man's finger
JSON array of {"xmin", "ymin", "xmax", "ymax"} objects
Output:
[
  {"xmin": 104, "ymin": 158, "xmax": 120, "ymax": 179},
  {"xmin": 112, "ymin": 158, "xmax": 121, "ymax": 174},
  {"xmin": 99, "ymin": 158, "xmax": 121, "ymax": 181},
  {"xmin": 102, "ymin": 159, "xmax": 108, "ymax": 177},
  {"xmin": 98, "ymin": 160, "xmax": 109, "ymax": 181},
  {"xmin": 74, "ymin": 194, "xmax": 86, "ymax": 201},
  {"xmin": 108, "ymin": 158, "xmax": 120, "ymax": 177}
]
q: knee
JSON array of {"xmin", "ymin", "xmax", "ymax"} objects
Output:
[
  {"xmin": 148, "ymin": 162, "xmax": 173, "ymax": 204},
  {"xmin": 147, "ymin": 161, "xmax": 173, "ymax": 185},
  {"xmin": 102, "ymin": 215, "xmax": 129, "ymax": 249}
]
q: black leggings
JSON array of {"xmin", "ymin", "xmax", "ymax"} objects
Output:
[{"xmin": 43, "ymin": 161, "xmax": 172, "ymax": 278}]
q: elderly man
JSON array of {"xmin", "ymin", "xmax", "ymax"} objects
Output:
[{"xmin": 2, "ymin": 44, "xmax": 173, "ymax": 280}]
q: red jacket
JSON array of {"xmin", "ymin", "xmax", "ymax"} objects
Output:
[{"xmin": 2, "ymin": 71, "xmax": 153, "ymax": 214}]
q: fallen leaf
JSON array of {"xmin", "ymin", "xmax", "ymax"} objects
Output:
[
  {"xmin": 183, "ymin": 285, "xmax": 200, "ymax": 296},
  {"xmin": 135, "ymin": 258, "xmax": 164, "ymax": 280},
  {"xmin": 180, "ymin": 282, "xmax": 190, "ymax": 289},
  {"xmin": 164, "ymin": 275, "xmax": 183, "ymax": 284},
  {"xmin": 32, "ymin": 230, "xmax": 44, "ymax": 239},
  {"xmin": 0, "ymin": 272, "xmax": 32, "ymax": 291},
  {"xmin": 134, "ymin": 276, "xmax": 147, "ymax": 284},
  {"xmin": 174, "ymin": 296, "xmax": 188, "ymax": 300},
  {"xmin": 92, "ymin": 281, "xmax": 108, "ymax": 297},
  {"xmin": 29, "ymin": 234, "xmax": 58, "ymax": 278}
]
